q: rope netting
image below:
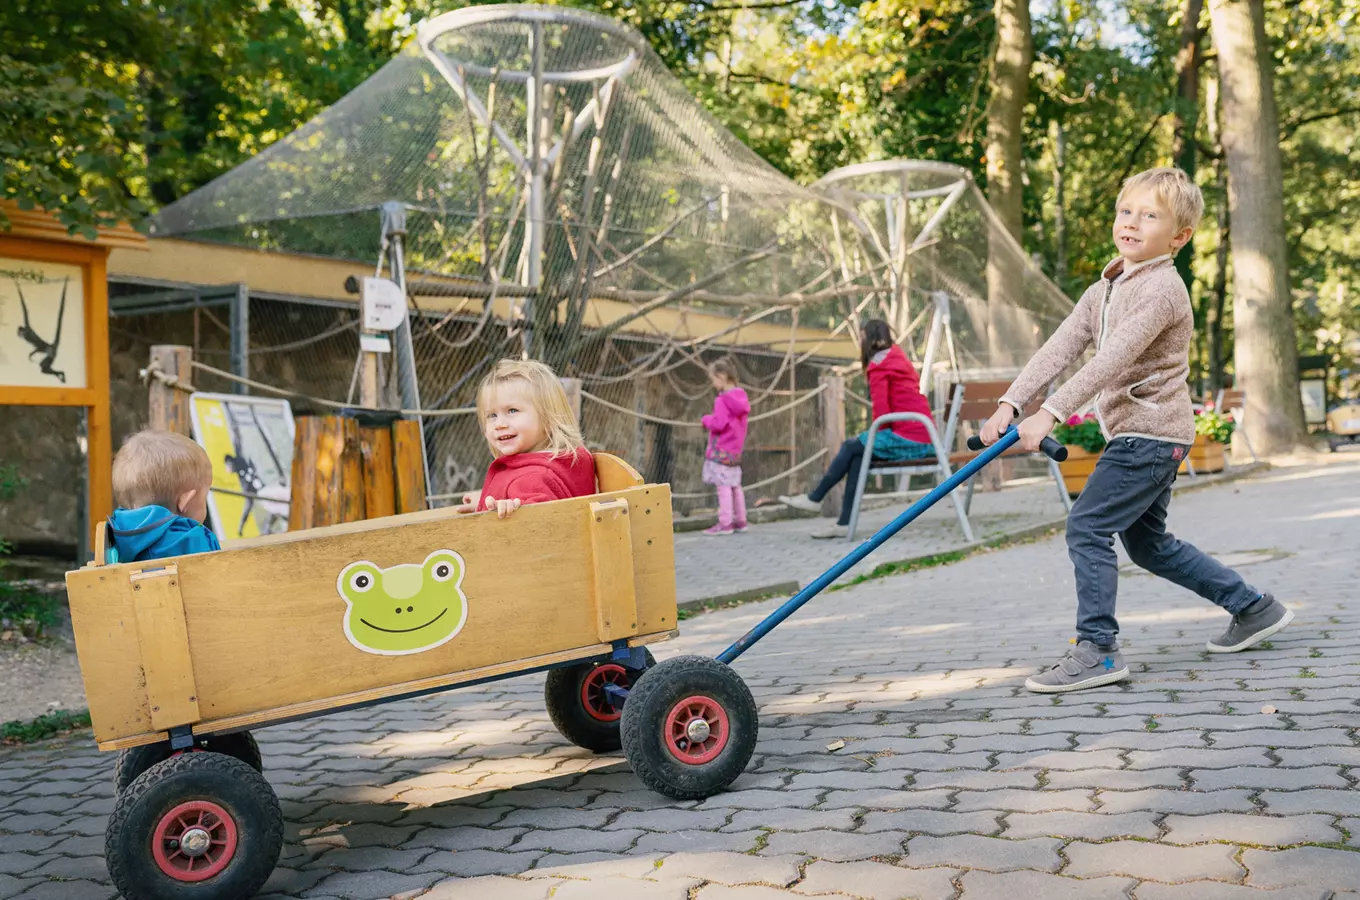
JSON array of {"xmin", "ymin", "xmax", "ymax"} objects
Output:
[{"xmin": 123, "ymin": 5, "xmax": 1074, "ymax": 513}]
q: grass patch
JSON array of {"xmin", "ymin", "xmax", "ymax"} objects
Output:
[
  {"xmin": 829, "ymin": 549, "xmax": 969, "ymax": 592},
  {"xmin": 2, "ymin": 708, "xmax": 92, "ymax": 745}
]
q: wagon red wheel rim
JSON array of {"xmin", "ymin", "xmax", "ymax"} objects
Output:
[
  {"xmin": 581, "ymin": 664, "xmax": 630, "ymax": 722},
  {"xmin": 151, "ymin": 799, "xmax": 238, "ymax": 882},
  {"xmin": 664, "ymin": 695, "xmax": 730, "ymax": 764}
]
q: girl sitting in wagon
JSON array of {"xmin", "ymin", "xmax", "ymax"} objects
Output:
[{"xmin": 458, "ymin": 359, "xmax": 596, "ymax": 518}]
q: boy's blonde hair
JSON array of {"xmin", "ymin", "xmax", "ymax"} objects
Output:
[
  {"xmin": 113, "ymin": 431, "xmax": 212, "ymax": 510},
  {"xmin": 476, "ymin": 359, "xmax": 585, "ymax": 458},
  {"xmin": 1118, "ymin": 167, "xmax": 1205, "ymax": 233}
]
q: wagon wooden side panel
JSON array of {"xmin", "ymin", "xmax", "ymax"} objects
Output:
[{"xmin": 67, "ymin": 484, "xmax": 677, "ymax": 750}]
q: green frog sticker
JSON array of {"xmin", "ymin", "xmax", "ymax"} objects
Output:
[{"xmin": 337, "ymin": 549, "xmax": 468, "ymax": 655}]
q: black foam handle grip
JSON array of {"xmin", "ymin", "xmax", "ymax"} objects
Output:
[{"xmin": 966, "ymin": 434, "xmax": 1069, "ymax": 463}]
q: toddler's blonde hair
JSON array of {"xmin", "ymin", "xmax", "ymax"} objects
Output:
[
  {"xmin": 476, "ymin": 359, "xmax": 585, "ymax": 458},
  {"xmin": 113, "ymin": 431, "xmax": 212, "ymax": 510},
  {"xmin": 1118, "ymin": 167, "xmax": 1205, "ymax": 234}
]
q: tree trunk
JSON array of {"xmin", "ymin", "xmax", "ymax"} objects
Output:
[
  {"xmin": 984, "ymin": 0, "xmax": 1034, "ymax": 368},
  {"xmin": 1207, "ymin": 0, "xmax": 1308, "ymax": 454},
  {"xmin": 1048, "ymin": 118, "xmax": 1068, "ymax": 291},
  {"xmin": 1206, "ymin": 72, "xmax": 1230, "ymax": 397},
  {"xmin": 1172, "ymin": 0, "xmax": 1205, "ymax": 293}
]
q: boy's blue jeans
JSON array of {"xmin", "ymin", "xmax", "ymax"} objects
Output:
[{"xmin": 1067, "ymin": 436, "xmax": 1260, "ymax": 647}]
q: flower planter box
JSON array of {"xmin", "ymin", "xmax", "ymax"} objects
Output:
[
  {"xmin": 1178, "ymin": 434, "xmax": 1226, "ymax": 475},
  {"xmin": 1059, "ymin": 446, "xmax": 1101, "ymax": 497}
]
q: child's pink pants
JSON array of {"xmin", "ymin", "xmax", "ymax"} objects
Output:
[{"xmin": 716, "ymin": 484, "xmax": 747, "ymax": 529}]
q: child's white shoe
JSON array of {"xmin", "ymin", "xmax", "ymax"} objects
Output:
[{"xmin": 778, "ymin": 494, "xmax": 821, "ymax": 514}]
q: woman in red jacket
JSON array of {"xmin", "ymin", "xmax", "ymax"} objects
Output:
[
  {"xmin": 779, "ymin": 319, "xmax": 935, "ymax": 538},
  {"xmin": 457, "ymin": 359, "xmax": 596, "ymax": 518}
]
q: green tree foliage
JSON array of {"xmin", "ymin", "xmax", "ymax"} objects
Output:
[{"xmin": 5, "ymin": 0, "xmax": 1355, "ymax": 396}]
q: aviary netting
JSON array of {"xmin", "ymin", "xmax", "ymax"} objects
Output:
[{"xmin": 147, "ymin": 4, "xmax": 1072, "ymax": 507}]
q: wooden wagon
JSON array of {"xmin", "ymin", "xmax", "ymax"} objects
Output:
[{"xmin": 68, "ymin": 454, "xmax": 760, "ymax": 900}]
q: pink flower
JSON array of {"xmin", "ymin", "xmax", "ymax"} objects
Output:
[
  {"xmin": 1083, "ymin": 413, "xmax": 1098, "ymax": 423},
  {"xmin": 1066, "ymin": 415, "xmax": 1083, "ymax": 426}
]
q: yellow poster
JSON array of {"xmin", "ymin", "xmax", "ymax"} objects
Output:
[{"xmin": 189, "ymin": 393, "xmax": 295, "ymax": 542}]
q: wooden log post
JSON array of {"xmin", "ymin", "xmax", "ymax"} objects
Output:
[
  {"xmin": 338, "ymin": 417, "xmax": 366, "ymax": 524},
  {"xmin": 392, "ymin": 419, "xmax": 427, "ymax": 514},
  {"xmin": 818, "ymin": 374, "xmax": 845, "ymax": 517},
  {"xmin": 149, "ymin": 345, "xmax": 193, "ymax": 436},
  {"xmin": 290, "ymin": 414, "xmax": 425, "ymax": 530},
  {"xmin": 360, "ymin": 426, "xmax": 396, "ymax": 520}
]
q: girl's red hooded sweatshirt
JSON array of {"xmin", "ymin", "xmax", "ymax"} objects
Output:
[
  {"xmin": 478, "ymin": 447, "xmax": 596, "ymax": 509},
  {"xmin": 868, "ymin": 345, "xmax": 933, "ymax": 444}
]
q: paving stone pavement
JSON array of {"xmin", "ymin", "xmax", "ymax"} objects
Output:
[
  {"xmin": 1, "ymin": 457, "xmax": 1357, "ymax": 899},
  {"xmin": 674, "ymin": 473, "xmax": 1073, "ymax": 604}
]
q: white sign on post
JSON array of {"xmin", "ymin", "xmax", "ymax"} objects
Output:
[{"xmin": 361, "ymin": 277, "xmax": 407, "ymax": 332}]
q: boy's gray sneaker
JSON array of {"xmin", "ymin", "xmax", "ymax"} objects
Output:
[
  {"xmin": 1025, "ymin": 641, "xmax": 1129, "ymax": 694},
  {"xmin": 1206, "ymin": 593, "xmax": 1293, "ymax": 653}
]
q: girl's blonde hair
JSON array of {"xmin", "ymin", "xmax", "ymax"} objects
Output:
[
  {"xmin": 476, "ymin": 359, "xmax": 585, "ymax": 458},
  {"xmin": 710, "ymin": 358, "xmax": 739, "ymax": 386}
]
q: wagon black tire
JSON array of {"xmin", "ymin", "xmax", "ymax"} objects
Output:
[
  {"xmin": 106, "ymin": 752, "xmax": 283, "ymax": 900},
  {"xmin": 115, "ymin": 731, "xmax": 263, "ymax": 794},
  {"xmin": 545, "ymin": 649, "xmax": 655, "ymax": 752},
  {"xmin": 620, "ymin": 655, "xmax": 758, "ymax": 800}
]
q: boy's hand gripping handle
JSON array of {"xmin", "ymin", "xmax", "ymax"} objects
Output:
[{"xmin": 967, "ymin": 432, "xmax": 1069, "ymax": 462}]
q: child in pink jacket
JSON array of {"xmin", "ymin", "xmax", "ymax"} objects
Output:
[{"xmin": 701, "ymin": 359, "xmax": 751, "ymax": 536}]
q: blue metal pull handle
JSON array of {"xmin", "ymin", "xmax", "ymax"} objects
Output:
[{"xmin": 715, "ymin": 427, "xmax": 1026, "ymax": 665}]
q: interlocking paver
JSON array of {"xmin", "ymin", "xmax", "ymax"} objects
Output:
[
  {"xmin": 419, "ymin": 875, "xmax": 560, "ymax": 900},
  {"xmin": 635, "ymin": 829, "xmax": 763, "ymax": 853},
  {"xmin": 551, "ymin": 877, "xmax": 701, "ymax": 900},
  {"xmin": 956, "ymin": 870, "xmax": 1136, "ymax": 899},
  {"xmin": 952, "ymin": 789, "xmax": 1094, "ymax": 813},
  {"xmin": 859, "ymin": 809, "xmax": 1003, "ymax": 836},
  {"xmin": 1242, "ymin": 846, "xmax": 1360, "ymax": 888},
  {"xmin": 10, "ymin": 882, "xmax": 114, "ymax": 900},
  {"xmin": 761, "ymin": 829, "xmax": 907, "ymax": 861},
  {"xmin": 1095, "ymin": 789, "xmax": 1255, "ymax": 815},
  {"xmin": 1187, "ymin": 767, "xmax": 1348, "ymax": 791},
  {"xmin": 657, "ymin": 852, "xmax": 801, "ymax": 886},
  {"xmin": 1002, "ymin": 811, "xmax": 1159, "ymax": 840},
  {"xmin": 1062, "ymin": 840, "xmax": 1244, "ymax": 882},
  {"xmin": 1259, "ymin": 789, "xmax": 1360, "ymax": 816},
  {"xmin": 792, "ymin": 860, "xmax": 959, "ymax": 900},
  {"xmin": 903, "ymin": 834, "xmax": 1063, "ymax": 872},
  {"xmin": 1132, "ymin": 884, "xmax": 1334, "ymax": 899},
  {"xmin": 1161, "ymin": 813, "xmax": 1340, "ymax": 846}
]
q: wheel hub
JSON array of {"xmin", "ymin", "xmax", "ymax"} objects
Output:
[
  {"xmin": 685, "ymin": 718, "xmax": 711, "ymax": 743},
  {"xmin": 179, "ymin": 827, "xmax": 212, "ymax": 857},
  {"xmin": 581, "ymin": 663, "xmax": 630, "ymax": 722},
  {"xmin": 664, "ymin": 695, "xmax": 731, "ymax": 765},
  {"xmin": 152, "ymin": 799, "xmax": 239, "ymax": 882}
]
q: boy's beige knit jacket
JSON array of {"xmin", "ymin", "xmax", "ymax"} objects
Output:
[{"xmin": 1000, "ymin": 255, "xmax": 1196, "ymax": 446}]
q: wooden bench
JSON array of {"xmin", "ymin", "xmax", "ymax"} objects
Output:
[{"xmin": 945, "ymin": 381, "xmax": 1072, "ymax": 515}]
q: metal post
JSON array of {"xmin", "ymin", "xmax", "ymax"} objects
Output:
[
  {"xmin": 919, "ymin": 291, "xmax": 951, "ymax": 389},
  {"xmin": 382, "ymin": 201, "xmax": 432, "ymax": 499},
  {"xmin": 523, "ymin": 22, "xmax": 545, "ymax": 356},
  {"xmin": 231, "ymin": 282, "xmax": 249, "ymax": 395}
]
